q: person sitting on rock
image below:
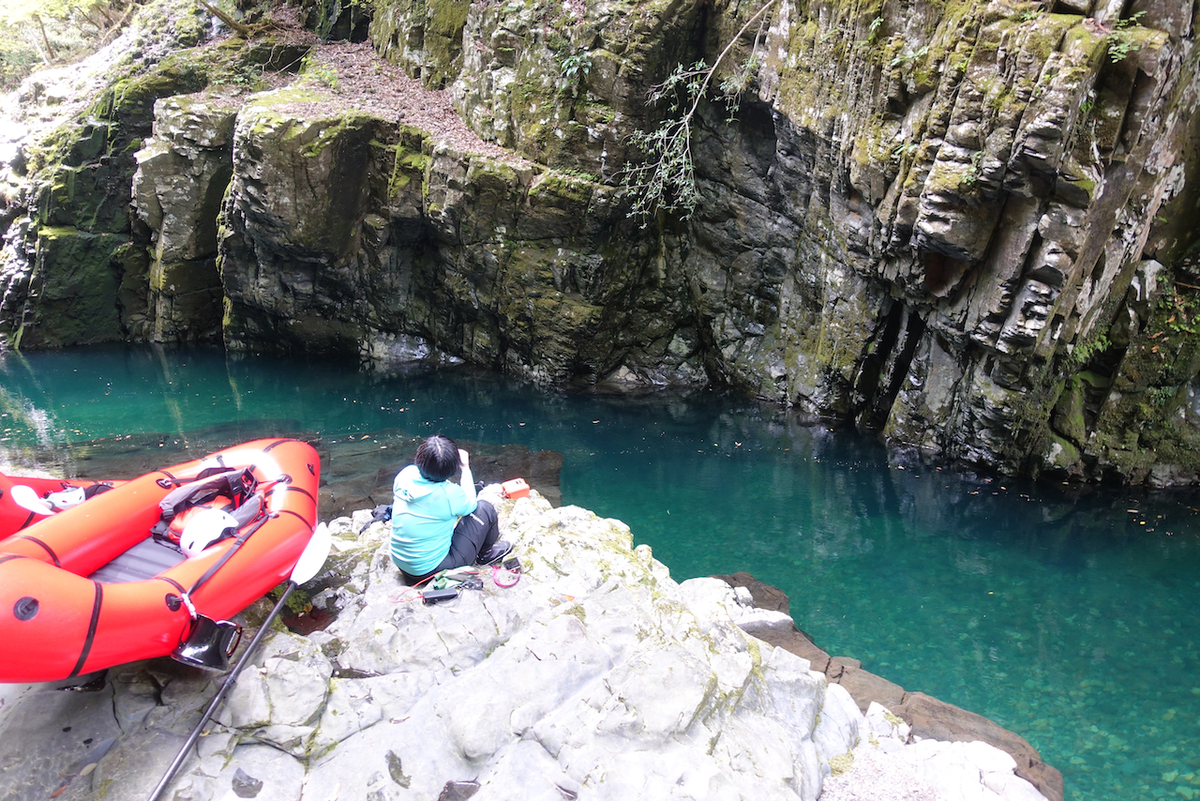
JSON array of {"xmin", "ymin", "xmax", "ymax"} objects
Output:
[{"xmin": 390, "ymin": 434, "xmax": 511, "ymax": 584}]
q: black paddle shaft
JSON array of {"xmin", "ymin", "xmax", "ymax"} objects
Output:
[{"xmin": 147, "ymin": 582, "xmax": 297, "ymax": 801}]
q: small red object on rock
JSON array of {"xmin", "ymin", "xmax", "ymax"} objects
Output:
[{"xmin": 501, "ymin": 478, "xmax": 530, "ymax": 499}]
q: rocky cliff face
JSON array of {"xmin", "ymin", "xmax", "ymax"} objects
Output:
[{"xmin": 2, "ymin": 0, "xmax": 1199, "ymax": 485}]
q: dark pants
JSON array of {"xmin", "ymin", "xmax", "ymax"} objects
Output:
[{"xmin": 401, "ymin": 500, "xmax": 499, "ymax": 585}]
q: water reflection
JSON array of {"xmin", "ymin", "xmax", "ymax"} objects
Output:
[
  {"xmin": 2, "ymin": 345, "xmax": 1200, "ymax": 800},
  {"xmin": 0, "ymin": 350, "xmax": 66, "ymax": 454}
]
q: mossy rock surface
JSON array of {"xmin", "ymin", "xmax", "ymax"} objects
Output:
[{"xmin": 14, "ymin": 228, "xmax": 128, "ymax": 348}]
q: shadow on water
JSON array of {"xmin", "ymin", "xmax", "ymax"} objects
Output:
[{"xmin": 3, "ymin": 345, "xmax": 1200, "ymax": 800}]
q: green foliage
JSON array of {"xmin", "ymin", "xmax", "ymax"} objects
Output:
[
  {"xmin": 891, "ymin": 142, "xmax": 918, "ymax": 162},
  {"xmin": 888, "ymin": 44, "xmax": 928, "ymax": 69},
  {"xmin": 0, "ymin": 36, "xmax": 40, "ymax": 91},
  {"xmin": 1107, "ymin": 12, "xmax": 1146, "ymax": 64},
  {"xmin": 269, "ymin": 583, "xmax": 312, "ymax": 615},
  {"xmin": 855, "ymin": 16, "xmax": 883, "ymax": 53},
  {"xmin": 961, "ymin": 150, "xmax": 984, "ymax": 188},
  {"xmin": 623, "ymin": 72, "xmax": 704, "ymax": 220},
  {"xmin": 559, "ymin": 52, "xmax": 591, "ymax": 84},
  {"xmin": 1154, "ymin": 280, "xmax": 1200, "ymax": 341},
  {"xmin": 557, "ymin": 51, "xmax": 591, "ymax": 103},
  {"xmin": 299, "ymin": 52, "xmax": 340, "ymax": 89},
  {"xmin": 559, "ymin": 166, "xmax": 601, "ymax": 182},
  {"xmin": 621, "ymin": 0, "xmax": 777, "ymax": 224},
  {"xmin": 0, "ymin": 0, "xmax": 128, "ymax": 86},
  {"xmin": 718, "ymin": 52, "xmax": 761, "ymax": 112},
  {"xmin": 0, "ymin": 0, "xmax": 103, "ymax": 27},
  {"xmin": 1146, "ymin": 386, "xmax": 1177, "ymax": 408},
  {"xmin": 1069, "ymin": 334, "xmax": 1111, "ymax": 367}
]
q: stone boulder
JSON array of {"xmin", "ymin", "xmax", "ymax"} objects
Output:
[{"xmin": 0, "ymin": 493, "xmax": 851, "ymax": 801}]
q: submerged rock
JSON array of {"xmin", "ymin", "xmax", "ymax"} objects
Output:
[{"xmin": 0, "ymin": 491, "xmax": 1047, "ymax": 800}]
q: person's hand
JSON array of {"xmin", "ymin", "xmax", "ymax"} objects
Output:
[{"xmin": 458, "ymin": 449, "xmax": 470, "ymax": 470}]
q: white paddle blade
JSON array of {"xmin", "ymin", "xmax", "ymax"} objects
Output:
[
  {"xmin": 291, "ymin": 522, "xmax": 331, "ymax": 584},
  {"xmin": 10, "ymin": 484, "xmax": 54, "ymax": 515}
]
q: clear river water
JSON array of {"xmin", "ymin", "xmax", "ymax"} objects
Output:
[{"xmin": 2, "ymin": 345, "xmax": 1199, "ymax": 801}]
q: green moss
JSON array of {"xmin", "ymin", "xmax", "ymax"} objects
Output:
[
  {"xmin": 1043, "ymin": 433, "xmax": 1082, "ymax": 470},
  {"xmin": 529, "ymin": 171, "xmax": 595, "ymax": 204},
  {"xmin": 389, "ymin": 132, "xmax": 431, "ymax": 195},
  {"xmin": 829, "ymin": 751, "xmax": 855, "ymax": 776},
  {"xmin": 14, "ymin": 228, "xmax": 127, "ymax": 348},
  {"xmin": 293, "ymin": 113, "xmax": 376, "ymax": 159},
  {"xmin": 1051, "ymin": 375, "xmax": 1086, "ymax": 444},
  {"xmin": 429, "ymin": 0, "xmax": 471, "ymax": 37}
]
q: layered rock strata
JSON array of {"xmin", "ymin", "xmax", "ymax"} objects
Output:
[{"xmin": 2, "ymin": 0, "xmax": 1200, "ymax": 484}]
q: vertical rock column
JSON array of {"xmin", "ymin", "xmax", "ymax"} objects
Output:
[{"xmin": 132, "ymin": 95, "xmax": 237, "ymax": 344}]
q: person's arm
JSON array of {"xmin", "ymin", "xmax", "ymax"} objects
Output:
[{"xmin": 457, "ymin": 449, "xmax": 477, "ymax": 506}]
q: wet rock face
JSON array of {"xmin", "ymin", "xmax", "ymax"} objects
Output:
[
  {"xmin": 6, "ymin": 0, "xmax": 1200, "ymax": 484},
  {"xmin": 681, "ymin": 0, "xmax": 1197, "ymax": 480}
]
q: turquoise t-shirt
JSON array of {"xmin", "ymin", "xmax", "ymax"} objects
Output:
[{"xmin": 390, "ymin": 465, "xmax": 477, "ymax": 575}]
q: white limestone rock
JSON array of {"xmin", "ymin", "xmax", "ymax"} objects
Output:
[{"xmin": 0, "ymin": 490, "xmax": 1050, "ymax": 801}]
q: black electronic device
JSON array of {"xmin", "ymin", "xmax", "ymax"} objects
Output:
[
  {"xmin": 502, "ymin": 556, "xmax": 522, "ymax": 573},
  {"xmin": 421, "ymin": 588, "xmax": 460, "ymax": 604}
]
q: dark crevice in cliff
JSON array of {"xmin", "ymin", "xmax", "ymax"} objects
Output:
[{"xmin": 855, "ymin": 300, "xmax": 926, "ymax": 431}]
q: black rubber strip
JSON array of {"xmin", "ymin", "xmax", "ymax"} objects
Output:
[
  {"xmin": 156, "ymin": 576, "xmax": 186, "ymax": 594},
  {"xmin": 13, "ymin": 535, "xmax": 60, "ymax": 567},
  {"xmin": 68, "ymin": 582, "xmax": 104, "ymax": 678},
  {"xmin": 282, "ymin": 485, "xmax": 316, "ymax": 504},
  {"xmin": 278, "ymin": 509, "xmax": 315, "ymax": 529}
]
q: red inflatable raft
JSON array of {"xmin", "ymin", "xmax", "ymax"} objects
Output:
[
  {"xmin": 0, "ymin": 473, "xmax": 125, "ymax": 537},
  {"xmin": 0, "ymin": 438, "xmax": 320, "ymax": 683}
]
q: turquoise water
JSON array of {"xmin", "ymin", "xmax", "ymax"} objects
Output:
[{"xmin": 3, "ymin": 346, "xmax": 1200, "ymax": 800}]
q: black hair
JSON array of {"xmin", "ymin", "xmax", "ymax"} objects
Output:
[{"xmin": 414, "ymin": 435, "xmax": 458, "ymax": 482}]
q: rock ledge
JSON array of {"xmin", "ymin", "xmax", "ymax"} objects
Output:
[{"xmin": 0, "ymin": 491, "xmax": 1048, "ymax": 801}]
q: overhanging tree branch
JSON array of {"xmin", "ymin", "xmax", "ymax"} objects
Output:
[{"xmin": 621, "ymin": 0, "xmax": 777, "ymax": 223}]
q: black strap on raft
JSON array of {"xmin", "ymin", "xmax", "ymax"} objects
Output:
[
  {"xmin": 11, "ymin": 535, "xmax": 60, "ymax": 566},
  {"xmin": 181, "ymin": 512, "xmax": 275, "ymax": 609},
  {"xmin": 155, "ymin": 464, "xmax": 255, "ymax": 491},
  {"xmin": 68, "ymin": 582, "xmax": 104, "ymax": 678}
]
